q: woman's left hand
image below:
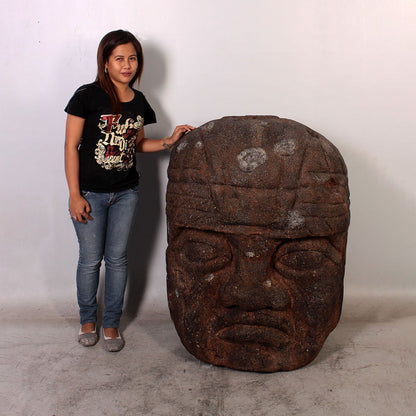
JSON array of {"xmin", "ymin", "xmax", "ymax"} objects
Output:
[{"xmin": 166, "ymin": 124, "xmax": 195, "ymax": 147}]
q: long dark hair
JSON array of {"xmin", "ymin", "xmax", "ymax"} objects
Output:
[{"xmin": 96, "ymin": 30, "xmax": 144, "ymax": 113}]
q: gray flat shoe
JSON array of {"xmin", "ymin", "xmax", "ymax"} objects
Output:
[
  {"xmin": 103, "ymin": 328, "xmax": 125, "ymax": 352},
  {"xmin": 78, "ymin": 325, "xmax": 98, "ymax": 347}
]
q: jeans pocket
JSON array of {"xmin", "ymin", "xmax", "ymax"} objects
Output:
[{"xmin": 81, "ymin": 190, "xmax": 90, "ymax": 197}]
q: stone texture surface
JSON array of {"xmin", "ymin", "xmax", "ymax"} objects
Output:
[{"xmin": 166, "ymin": 116, "xmax": 350, "ymax": 372}]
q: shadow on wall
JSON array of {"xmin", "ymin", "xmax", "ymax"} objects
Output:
[
  {"xmin": 124, "ymin": 41, "xmax": 172, "ymax": 318},
  {"xmin": 124, "ymin": 152, "xmax": 167, "ymax": 318},
  {"xmin": 341, "ymin": 144, "xmax": 416, "ymax": 293}
]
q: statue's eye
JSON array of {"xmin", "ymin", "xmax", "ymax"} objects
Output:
[
  {"xmin": 184, "ymin": 240, "xmax": 222, "ymax": 263},
  {"xmin": 278, "ymin": 251, "xmax": 325, "ymax": 270},
  {"xmin": 175, "ymin": 230, "xmax": 232, "ymax": 274},
  {"xmin": 273, "ymin": 238, "xmax": 342, "ymax": 279}
]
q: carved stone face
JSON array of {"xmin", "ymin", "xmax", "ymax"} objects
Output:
[{"xmin": 166, "ymin": 116, "xmax": 350, "ymax": 372}]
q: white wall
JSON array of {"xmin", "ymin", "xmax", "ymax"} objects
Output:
[{"xmin": 1, "ymin": 0, "xmax": 415, "ymax": 309}]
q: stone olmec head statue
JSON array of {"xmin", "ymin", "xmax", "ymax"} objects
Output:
[{"xmin": 166, "ymin": 116, "xmax": 350, "ymax": 372}]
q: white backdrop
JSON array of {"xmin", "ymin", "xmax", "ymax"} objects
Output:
[{"xmin": 1, "ymin": 0, "xmax": 415, "ymax": 310}]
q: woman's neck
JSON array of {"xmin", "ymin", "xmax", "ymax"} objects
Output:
[{"xmin": 115, "ymin": 84, "xmax": 134, "ymax": 102}]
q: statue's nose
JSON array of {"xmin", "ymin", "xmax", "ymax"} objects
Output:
[{"xmin": 219, "ymin": 240, "xmax": 291, "ymax": 312}]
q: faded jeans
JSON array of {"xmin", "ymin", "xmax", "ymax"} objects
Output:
[{"xmin": 72, "ymin": 186, "xmax": 139, "ymax": 328}]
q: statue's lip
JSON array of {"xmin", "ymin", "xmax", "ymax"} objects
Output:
[
  {"xmin": 216, "ymin": 310, "xmax": 293, "ymax": 346},
  {"xmin": 216, "ymin": 324, "xmax": 290, "ymax": 347},
  {"xmin": 220, "ymin": 310, "xmax": 293, "ymax": 335}
]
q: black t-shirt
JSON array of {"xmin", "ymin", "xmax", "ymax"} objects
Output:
[{"xmin": 65, "ymin": 82, "xmax": 156, "ymax": 192}]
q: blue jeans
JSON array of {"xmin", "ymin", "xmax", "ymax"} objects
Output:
[{"xmin": 72, "ymin": 186, "xmax": 139, "ymax": 328}]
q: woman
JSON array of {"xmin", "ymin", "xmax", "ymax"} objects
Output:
[{"xmin": 64, "ymin": 30, "xmax": 193, "ymax": 352}]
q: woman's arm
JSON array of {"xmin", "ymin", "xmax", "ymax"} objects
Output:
[
  {"xmin": 136, "ymin": 124, "xmax": 195, "ymax": 153},
  {"xmin": 64, "ymin": 114, "xmax": 93, "ymax": 223}
]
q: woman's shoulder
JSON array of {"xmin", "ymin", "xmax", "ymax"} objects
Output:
[
  {"xmin": 65, "ymin": 82, "xmax": 108, "ymax": 116},
  {"xmin": 130, "ymin": 88, "xmax": 156, "ymax": 124},
  {"xmin": 131, "ymin": 87, "xmax": 145, "ymax": 99},
  {"xmin": 131, "ymin": 89, "xmax": 155, "ymax": 106},
  {"xmin": 73, "ymin": 81, "xmax": 104, "ymax": 97}
]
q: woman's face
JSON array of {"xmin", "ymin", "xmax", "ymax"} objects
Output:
[{"xmin": 105, "ymin": 42, "xmax": 138, "ymax": 88}]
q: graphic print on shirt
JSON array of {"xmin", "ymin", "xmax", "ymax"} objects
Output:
[{"xmin": 95, "ymin": 114, "xmax": 144, "ymax": 171}]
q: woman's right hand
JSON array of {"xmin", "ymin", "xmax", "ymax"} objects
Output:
[
  {"xmin": 65, "ymin": 114, "xmax": 90, "ymax": 223},
  {"xmin": 69, "ymin": 195, "xmax": 93, "ymax": 223}
]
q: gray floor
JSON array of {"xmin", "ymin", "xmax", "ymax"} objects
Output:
[{"xmin": 1, "ymin": 294, "xmax": 415, "ymax": 416}]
